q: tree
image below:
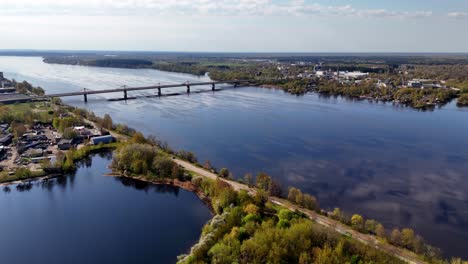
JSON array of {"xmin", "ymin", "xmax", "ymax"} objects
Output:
[
  {"xmin": 244, "ymin": 173, "xmax": 253, "ymax": 186},
  {"xmin": 171, "ymin": 163, "xmax": 184, "ymax": 180},
  {"xmin": 332, "ymin": 208, "xmax": 343, "ymax": 221},
  {"xmin": 62, "ymin": 127, "xmax": 78, "ymax": 139},
  {"xmin": 295, "ymin": 192, "xmax": 304, "ymax": 205},
  {"xmin": 11, "ymin": 121, "xmax": 27, "ymax": 139},
  {"xmin": 253, "ymin": 189, "xmax": 269, "ymax": 207},
  {"xmin": 375, "ymin": 223, "xmax": 386, "ymax": 238},
  {"xmin": 390, "ymin": 229, "xmax": 402, "ymax": 246},
  {"xmin": 303, "ymin": 194, "xmax": 319, "ymax": 211},
  {"xmin": 152, "ymin": 156, "xmax": 174, "ymax": 178},
  {"xmin": 130, "ymin": 132, "xmax": 147, "ymax": 144},
  {"xmin": 244, "ymin": 204, "xmax": 259, "ymax": 214},
  {"xmin": 268, "ymin": 179, "xmax": 282, "ymax": 197},
  {"xmin": 365, "ymin": 219, "xmax": 378, "ymax": 234},
  {"xmin": 204, "ymin": 160, "xmax": 213, "ymax": 171},
  {"xmin": 255, "ymin": 172, "xmax": 271, "ymax": 191},
  {"xmin": 351, "ymin": 214, "xmax": 364, "ymax": 231},
  {"xmin": 101, "ymin": 113, "xmax": 113, "ymax": 130},
  {"xmin": 401, "ymin": 228, "xmax": 415, "ymax": 249},
  {"xmin": 299, "ymin": 252, "xmax": 312, "ymax": 264},
  {"xmin": 219, "ymin": 168, "xmax": 230, "ymax": 178},
  {"xmin": 288, "ymin": 187, "xmax": 301, "ymax": 202},
  {"xmin": 177, "ymin": 150, "xmax": 198, "ymax": 163}
]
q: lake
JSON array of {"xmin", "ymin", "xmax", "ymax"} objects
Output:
[
  {"xmin": 1, "ymin": 56, "xmax": 468, "ymax": 258},
  {"xmin": 0, "ymin": 153, "xmax": 211, "ymax": 264}
]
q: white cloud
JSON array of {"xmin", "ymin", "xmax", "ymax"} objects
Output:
[
  {"xmin": 448, "ymin": 12, "xmax": 468, "ymax": 19},
  {"xmin": 0, "ymin": 0, "xmax": 433, "ymax": 19}
]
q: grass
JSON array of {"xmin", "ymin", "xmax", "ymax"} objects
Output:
[
  {"xmin": 5, "ymin": 102, "xmax": 54, "ymax": 115},
  {"xmin": 0, "ymin": 169, "xmax": 46, "ymax": 184}
]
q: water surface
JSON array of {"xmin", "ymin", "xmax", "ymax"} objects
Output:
[
  {"xmin": 1, "ymin": 56, "xmax": 468, "ymax": 258},
  {"xmin": 0, "ymin": 153, "xmax": 211, "ymax": 264}
]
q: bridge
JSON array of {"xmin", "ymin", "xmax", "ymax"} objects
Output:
[{"xmin": 45, "ymin": 80, "xmax": 253, "ymax": 102}]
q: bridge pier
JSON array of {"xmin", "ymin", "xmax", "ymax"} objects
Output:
[
  {"xmin": 186, "ymin": 85, "xmax": 190, "ymax": 94},
  {"xmin": 158, "ymin": 87, "xmax": 161, "ymax": 97},
  {"xmin": 124, "ymin": 90, "xmax": 127, "ymax": 100},
  {"xmin": 84, "ymin": 94, "xmax": 88, "ymax": 103},
  {"xmin": 212, "ymin": 83, "xmax": 215, "ymax": 91}
]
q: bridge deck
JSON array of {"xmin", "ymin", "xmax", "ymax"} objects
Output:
[{"xmin": 45, "ymin": 80, "xmax": 252, "ymax": 98}]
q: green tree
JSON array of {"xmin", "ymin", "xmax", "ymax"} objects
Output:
[
  {"xmin": 219, "ymin": 168, "xmax": 230, "ymax": 178},
  {"xmin": 62, "ymin": 127, "xmax": 78, "ymax": 139},
  {"xmin": 303, "ymin": 194, "xmax": 319, "ymax": 211},
  {"xmin": 152, "ymin": 156, "xmax": 175, "ymax": 178},
  {"xmin": 268, "ymin": 179, "xmax": 282, "ymax": 197},
  {"xmin": 332, "ymin": 208, "xmax": 343, "ymax": 222},
  {"xmin": 244, "ymin": 173, "xmax": 254, "ymax": 186},
  {"xmin": 288, "ymin": 187, "xmax": 301, "ymax": 202},
  {"xmin": 255, "ymin": 172, "xmax": 272, "ymax": 191}
]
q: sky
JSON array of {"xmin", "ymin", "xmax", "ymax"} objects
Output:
[{"xmin": 1, "ymin": 0, "xmax": 468, "ymax": 52}]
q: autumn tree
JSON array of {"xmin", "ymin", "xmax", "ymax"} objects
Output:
[
  {"xmin": 390, "ymin": 228, "xmax": 402, "ymax": 246},
  {"xmin": 375, "ymin": 223, "xmax": 386, "ymax": 238},
  {"xmin": 101, "ymin": 113, "xmax": 113, "ymax": 130},
  {"xmin": 351, "ymin": 214, "xmax": 364, "ymax": 231},
  {"xmin": 401, "ymin": 228, "xmax": 415, "ymax": 249},
  {"xmin": 365, "ymin": 219, "xmax": 378, "ymax": 234}
]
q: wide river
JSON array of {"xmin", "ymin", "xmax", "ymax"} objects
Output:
[{"xmin": 1, "ymin": 56, "xmax": 468, "ymax": 259}]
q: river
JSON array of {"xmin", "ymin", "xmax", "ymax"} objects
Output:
[
  {"xmin": 1, "ymin": 56, "xmax": 468, "ymax": 258},
  {"xmin": 0, "ymin": 153, "xmax": 211, "ymax": 264}
]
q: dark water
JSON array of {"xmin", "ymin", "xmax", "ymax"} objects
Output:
[
  {"xmin": 0, "ymin": 153, "xmax": 211, "ymax": 264},
  {"xmin": 1, "ymin": 56, "xmax": 468, "ymax": 258}
]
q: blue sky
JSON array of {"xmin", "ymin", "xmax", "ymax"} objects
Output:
[{"xmin": 1, "ymin": 0, "xmax": 468, "ymax": 52}]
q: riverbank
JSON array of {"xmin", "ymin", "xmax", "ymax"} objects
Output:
[
  {"xmin": 0, "ymin": 173, "xmax": 61, "ymax": 187},
  {"xmin": 107, "ymin": 172, "xmax": 213, "ymax": 212}
]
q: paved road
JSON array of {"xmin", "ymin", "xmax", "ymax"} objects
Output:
[{"xmin": 174, "ymin": 158, "xmax": 427, "ymax": 264}]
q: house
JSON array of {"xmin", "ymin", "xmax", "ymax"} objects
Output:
[
  {"xmin": 90, "ymin": 135, "xmax": 115, "ymax": 145},
  {"xmin": 58, "ymin": 139, "xmax": 74, "ymax": 150},
  {"xmin": 0, "ymin": 87, "xmax": 16, "ymax": 93},
  {"xmin": 0, "ymin": 146, "xmax": 7, "ymax": 160},
  {"xmin": 74, "ymin": 126, "xmax": 86, "ymax": 132},
  {"xmin": 0, "ymin": 134, "xmax": 13, "ymax": 146},
  {"xmin": 0, "ymin": 123, "xmax": 9, "ymax": 133}
]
